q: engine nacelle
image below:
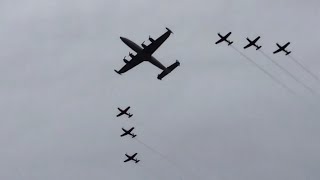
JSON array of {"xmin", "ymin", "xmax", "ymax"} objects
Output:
[
  {"xmin": 141, "ymin": 41, "xmax": 147, "ymax": 48},
  {"xmin": 149, "ymin": 36, "xmax": 155, "ymax": 43},
  {"xmin": 129, "ymin": 53, "xmax": 134, "ymax": 58}
]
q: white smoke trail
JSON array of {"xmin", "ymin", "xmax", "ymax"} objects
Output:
[
  {"xmin": 230, "ymin": 45, "xmax": 296, "ymax": 95},
  {"xmin": 134, "ymin": 137, "xmax": 202, "ymax": 180},
  {"xmin": 136, "ymin": 162, "xmax": 163, "ymax": 180},
  {"xmin": 259, "ymin": 50, "xmax": 316, "ymax": 95},
  {"xmin": 288, "ymin": 55, "xmax": 320, "ymax": 83}
]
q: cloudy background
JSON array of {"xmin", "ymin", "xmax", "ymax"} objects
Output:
[{"xmin": 0, "ymin": 0, "xmax": 319, "ymax": 179}]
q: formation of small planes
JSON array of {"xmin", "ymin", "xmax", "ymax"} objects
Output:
[
  {"xmin": 116, "ymin": 106, "xmax": 140, "ymax": 163},
  {"xmin": 215, "ymin": 32, "xmax": 291, "ymax": 55},
  {"xmin": 114, "ymin": 28, "xmax": 295, "ymax": 165}
]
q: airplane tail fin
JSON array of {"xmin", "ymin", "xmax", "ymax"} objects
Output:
[
  {"xmin": 157, "ymin": 60, "xmax": 180, "ymax": 80},
  {"xmin": 286, "ymin": 51, "xmax": 291, "ymax": 55},
  {"xmin": 228, "ymin": 41, "xmax": 233, "ymax": 46},
  {"xmin": 114, "ymin": 70, "xmax": 121, "ymax": 75},
  {"xmin": 128, "ymin": 114, "xmax": 133, "ymax": 118},
  {"xmin": 135, "ymin": 160, "xmax": 140, "ymax": 163},
  {"xmin": 132, "ymin": 134, "xmax": 136, "ymax": 138},
  {"xmin": 257, "ymin": 46, "xmax": 262, "ymax": 50}
]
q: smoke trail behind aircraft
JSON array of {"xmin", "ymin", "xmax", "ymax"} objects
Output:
[
  {"xmin": 259, "ymin": 50, "xmax": 316, "ymax": 95},
  {"xmin": 230, "ymin": 45, "xmax": 296, "ymax": 95},
  {"xmin": 288, "ymin": 55, "xmax": 320, "ymax": 83},
  {"xmin": 134, "ymin": 138, "xmax": 201, "ymax": 180}
]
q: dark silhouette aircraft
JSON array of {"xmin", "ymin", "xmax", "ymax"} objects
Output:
[
  {"xmin": 215, "ymin": 32, "xmax": 233, "ymax": 45},
  {"xmin": 121, "ymin": 127, "xmax": 136, "ymax": 138},
  {"xmin": 114, "ymin": 27, "xmax": 180, "ymax": 80},
  {"xmin": 244, "ymin": 36, "xmax": 261, "ymax": 50},
  {"xmin": 117, "ymin": 106, "xmax": 133, "ymax": 118},
  {"xmin": 124, "ymin": 153, "xmax": 140, "ymax": 163},
  {"xmin": 273, "ymin": 42, "xmax": 291, "ymax": 55}
]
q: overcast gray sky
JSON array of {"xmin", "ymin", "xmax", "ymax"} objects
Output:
[{"xmin": 0, "ymin": 0, "xmax": 319, "ymax": 179}]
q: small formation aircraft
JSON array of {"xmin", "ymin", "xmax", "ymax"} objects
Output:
[
  {"xmin": 114, "ymin": 27, "xmax": 180, "ymax": 80},
  {"xmin": 215, "ymin": 32, "xmax": 233, "ymax": 45},
  {"xmin": 117, "ymin": 106, "xmax": 133, "ymax": 118},
  {"xmin": 244, "ymin": 36, "xmax": 261, "ymax": 50},
  {"xmin": 124, "ymin": 153, "xmax": 140, "ymax": 163},
  {"xmin": 121, "ymin": 127, "xmax": 136, "ymax": 138},
  {"xmin": 273, "ymin": 42, "xmax": 291, "ymax": 55}
]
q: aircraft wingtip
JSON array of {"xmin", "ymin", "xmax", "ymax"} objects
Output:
[{"xmin": 166, "ymin": 27, "xmax": 173, "ymax": 34}]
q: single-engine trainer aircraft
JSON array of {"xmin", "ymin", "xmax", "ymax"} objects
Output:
[
  {"xmin": 117, "ymin": 106, "xmax": 133, "ymax": 118},
  {"xmin": 244, "ymin": 36, "xmax": 261, "ymax": 50},
  {"xmin": 273, "ymin": 42, "xmax": 291, "ymax": 55},
  {"xmin": 124, "ymin": 153, "xmax": 140, "ymax": 163},
  {"xmin": 121, "ymin": 127, "xmax": 136, "ymax": 138},
  {"xmin": 114, "ymin": 27, "xmax": 180, "ymax": 80},
  {"xmin": 215, "ymin": 32, "xmax": 233, "ymax": 45}
]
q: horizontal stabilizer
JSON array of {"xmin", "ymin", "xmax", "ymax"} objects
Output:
[{"xmin": 157, "ymin": 60, "xmax": 180, "ymax": 80}]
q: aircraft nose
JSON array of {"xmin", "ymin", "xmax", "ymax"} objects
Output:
[{"xmin": 120, "ymin": 37, "xmax": 126, "ymax": 41}]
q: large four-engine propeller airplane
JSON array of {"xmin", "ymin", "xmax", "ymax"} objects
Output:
[
  {"xmin": 244, "ymin": 36, "xmax": 261, "ymax": 50},
  {"xmin": 215, "ymin": 32, "xmax": 233, "ymax": 45},
  {"xmin": 273, "ymin": 42, "xmax": 291, "ymax": 55},
  {"xmin": 121, "ymin": 127, "xmax": 136, "ymax": 138},
  {"xmin": 117, "ymin": 106, "xmax": 133, "ymax": 118},
  {"xmin": 114, "ymin": 27, "xmax": 180, "ymax": 80},
  {"xmin": 124, "ymin": 153, "xmax": 140, "ymax": 163}
]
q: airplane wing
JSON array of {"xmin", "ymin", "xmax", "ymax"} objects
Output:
[
  {"xmin": 283, "ymin": 42, "xmax": 290, "ymax": 48},
  {"xmin": 120, "ymin": 132, "xmax": 128, "ymax": 137},
  {"xmin": 124, "ymin": 106, "xmax": 130, "ymax": 111},
  {"xmin": 225, "ymin": 32, "xmax": 231, "ymax": 37},
  {"xmin": 273, "ymin": 48, "xmax": 282, "ymax": 54},
  {"xmin": 124, "ymin": 154, "xmax": 131, "ymax": 162},
  {"xmin": 143, "ymin": 28, "xmax": 172, "ymax": 55},
  {"xmin": 115, "ymin": 55, "xmax": 143, "ymax": 74},
  {"xmin": 243, "ymin": 43, "xmax": 251, "ymax": 49},
  {"xmin": 117, "ymin": 112, "xmax": 124, "ymax": 117},
  {"xmin": 215, "ymin": 38, "xmax": 224, "ymax": 44},
  {"xmin": 131, "ymin": 153, "xmax": 137, "ymax": 158},
  {"xmin": 253, "ymin": 36, "xmax": 260, "ymax": 42}
]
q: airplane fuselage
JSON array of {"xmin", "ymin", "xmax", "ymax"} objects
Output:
[{"xmin": 120, "ymin": 37, "xmax": 166, "ymax": 70}]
